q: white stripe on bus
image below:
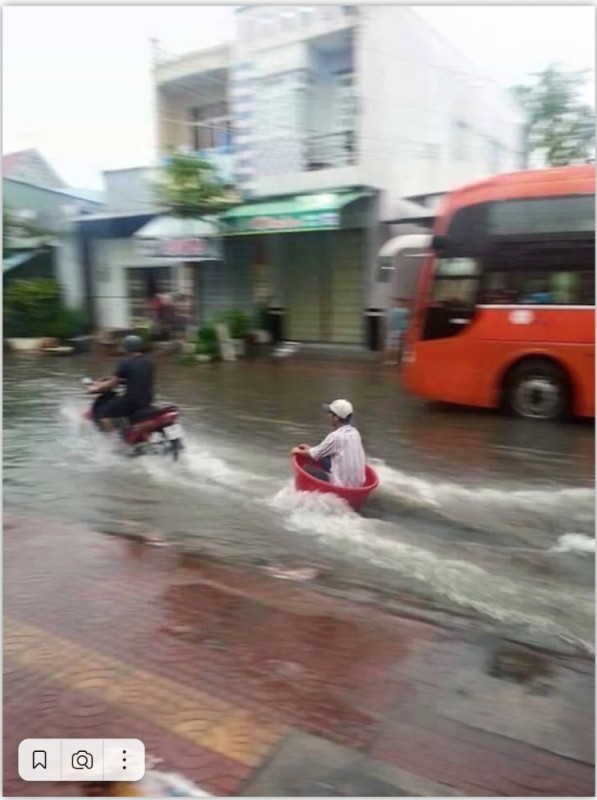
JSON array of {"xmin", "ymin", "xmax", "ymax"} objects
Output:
[{"xmin": 477, "ymin": 305, "xmax": 595, "ymax": 310}]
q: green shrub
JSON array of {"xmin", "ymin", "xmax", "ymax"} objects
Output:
[
  {"xmin": 197, "ymin": 325, "xmax": 217, "ymax": 343},
  {"xmin": 196, "ymin": 325, "xmax": 218, "ymax": 357},
  {"xmin": 52, "ymin": 308, "xmax": 90, "ymax": 340},
  {"xmin": 3, "ymin": 279, "xmax": 89, "ymax": 340},
  {"xmin": 216, "ymin": 309, "xmax": 250, "ymax": 339},
  {"xmin": 195, "ymin": 340, "xmax": 213, "ymax": 357}
]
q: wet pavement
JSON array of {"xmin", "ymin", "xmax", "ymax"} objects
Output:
[
  {"xmin": 4, "ymin": 513, "xmax": 595, "ymax": 796},
  {"xmin": 4, "ymin": 354, "xmax": 595, "ymax": 652},
  {"xmin": 3, "ymin": 353, "xmax": 596, "ymax": 795}
]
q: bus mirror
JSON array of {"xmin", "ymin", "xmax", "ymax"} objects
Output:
[{"xmin": 431, "ymin": 235, "xmax": 450, "ymax": 253}]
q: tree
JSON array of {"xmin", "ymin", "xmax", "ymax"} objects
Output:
[
  {"xmin": 154, "ymin": 152, "xmax": 236, "ymax": 217},
  {"xmin": 3, "ymin": 206, "xmax": 13, "ymax": 251},
  {"xmin": 512, "ymin": 65, "xmax": 595, "ymax": 167},
  {"xmin": 3, "ymin": 205, "xmax": 54, "ymax": 252}
]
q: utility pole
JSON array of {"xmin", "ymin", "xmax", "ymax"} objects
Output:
[{"xmin": 150, "ymin": 37, "xmax": 161, "ymax": 69}]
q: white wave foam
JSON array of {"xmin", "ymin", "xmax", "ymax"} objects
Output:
[
  {"xmin": 372, "ymin": 459, "xmax": 594, "ymax": 537},
  {"xmin": 268, "ymin": 484, "xmax": 594, "ymax": 651},
  {"xmin": 59, "ymin": 400, "xmax": 88, "ymax": 431},
  {"xmin": 269, "ymin": 483, "xmax": 354, "ymax": 516},
  {"xmin": 59, "ymin": 402, "xmax": 266, "ymax": 493},
  {"xmin": 550, "ymin": 533, "xmax": 596, "ymax": 555},
  {"xmin": 374, "ymin": 459, "xmax": 593, "ymax": 510}
]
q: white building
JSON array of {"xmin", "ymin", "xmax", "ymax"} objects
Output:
[
  {"xmin": 237, "ymin": 8, "xmax": 511, "ymax": 194},
  {"xmin": 152, "ymin": 6, "xmax": 524, "ymax": 346}
]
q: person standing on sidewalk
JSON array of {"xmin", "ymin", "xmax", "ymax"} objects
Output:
[{"xmin": 384, "ymin": 297, "xmax": 410, "ymax": 366}]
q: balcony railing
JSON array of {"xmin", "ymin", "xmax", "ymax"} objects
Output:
[{"xmin": 304, "ymin": 131, "xmax": 356, "ymax": 171}]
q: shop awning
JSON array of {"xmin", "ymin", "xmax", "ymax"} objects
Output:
[
  {"xmin": 3, "ymin": 250, "xmax": 38, "ymax": 273},
  {"xmin": 219, "ymin": 190, "xmax": 371, "ymax": 235},
  {"xmin": 133, "ymin": 214, "xmax": 221, "ymax": 260}
]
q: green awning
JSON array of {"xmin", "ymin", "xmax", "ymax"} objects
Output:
[{"xmin": 219, "ymin": 190, "xmax": 370, "ymax": 235}]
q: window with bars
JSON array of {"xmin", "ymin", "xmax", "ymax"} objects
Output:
[
  {"xmin": 190, "ymin": 104, "xmax": 232, "ymax": 150},
  {"xmin": 333, "ymin": 71, "xmax": 355, "ymax": 132},
  {"xmin": 255, "ymin": 75, "xmax": 299, "ymax": 139}
]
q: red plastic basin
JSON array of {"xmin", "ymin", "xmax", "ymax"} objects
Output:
[{"xmin": 292, "ymin": 453, "xmax": 379, "ymax": 512}]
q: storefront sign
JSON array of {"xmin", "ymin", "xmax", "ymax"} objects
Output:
[
  {"xmin": 136, "ymin": 237, "xmax": 221, "ymax": 260},
  {"xmin": 231, "ymin": 211, "xmax": 340, "ymax": 235}
]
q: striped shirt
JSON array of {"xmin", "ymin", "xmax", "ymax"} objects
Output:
[{"xmin": 309, "ymin": 425, "xmax": 366, "ymax": 488}]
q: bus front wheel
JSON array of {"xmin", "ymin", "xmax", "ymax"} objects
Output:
[{"xmin": 505, "ymin": 359, "xmax": 571, "ymax": 421}]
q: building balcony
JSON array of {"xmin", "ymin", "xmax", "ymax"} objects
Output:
[
  {"xmin": 154, "ymin": 44, "xmax": 230, "ymax": 87},
  {"xmin": 250, "ymin": 131, "xmax": 360, "ymax": 198},
  {"xmin": 304, "ymin": 131, "xmax": 356, "ymax": 171}
]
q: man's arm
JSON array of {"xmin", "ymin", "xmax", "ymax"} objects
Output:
[
  {"xmin": 89, "ymin": 375, "xmax": 119, "ymax": 393},
  {"xmin": 89, "ymin": 361, "xmax": 127, "ymax": 394},
  {"xmin": 291, "ymin": 444, "xmax": 311, "ymax": 456},
  {"xmin": 308, "ymin": 432, "xmax": 337, "ymax": 462}
]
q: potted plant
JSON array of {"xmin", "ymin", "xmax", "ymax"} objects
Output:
[
  {"xmin": 195, "ymin": 325, "xmax": 218, "ymax": 363},
  {"xmin": 217, "ymin": 310, "xmax": 249, "ymax": 357}
]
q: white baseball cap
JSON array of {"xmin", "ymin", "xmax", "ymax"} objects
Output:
[{"xmin": 323, "ymin": 399, "xmax": 354, "ymax": 419}]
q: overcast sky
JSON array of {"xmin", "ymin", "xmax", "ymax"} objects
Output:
[{"xmin": 3, "ymin": 5, "xmax": 595, "ymax": 190}]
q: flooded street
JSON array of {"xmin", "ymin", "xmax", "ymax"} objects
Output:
[{"xmin": 4, "ymin": 354, "xmax": 595, "ymax": 654}]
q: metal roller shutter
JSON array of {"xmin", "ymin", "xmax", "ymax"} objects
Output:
[
  {"xmin": 331, "ymin": 230, "xmax": 364, "ymax": 344},
  {"xmin": 199, "ymin": 238, "xmax": 254, "ymax": 324},
  {"xmin": 284, "ymin": 232, "xmax": 330, "ymax": 342}
]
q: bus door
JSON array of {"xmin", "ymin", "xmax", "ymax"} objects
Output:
[{"xmin": 417, "ymin": 255, "xmax": 482, "ymax": 404}]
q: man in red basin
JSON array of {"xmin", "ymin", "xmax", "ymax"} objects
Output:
[{"xmin": 292, "ymin": 399, "xmax": 366, "ymax": 488}]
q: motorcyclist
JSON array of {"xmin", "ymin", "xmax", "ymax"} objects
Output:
[{"xmin": 89, "ymin": 334, "xmax": 155, "ymax": 432}]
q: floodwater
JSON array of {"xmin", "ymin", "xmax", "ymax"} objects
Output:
[{"xmin": 4, "ymin": 354, "xmax": 595, "ymax": 655}]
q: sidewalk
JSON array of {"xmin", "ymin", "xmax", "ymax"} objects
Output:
[{"xmin": 4, "ymin": 512, "xmax": 595, "ymax": 797}]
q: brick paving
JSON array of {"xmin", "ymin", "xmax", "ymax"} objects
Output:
[{"xmin": 4, "ymin": 512, "xmax": 595, "ymax": 796}]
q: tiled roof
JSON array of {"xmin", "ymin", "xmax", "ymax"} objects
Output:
[
  {"xmin": 2, "ymin": 148, "xmax": 66, "ymax": 188},
  {"xmin": 2, "ymin": 149, "xmax": 34, "ymax": 177}
]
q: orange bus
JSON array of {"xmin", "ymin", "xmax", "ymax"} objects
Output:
[{"xmin": 402, "ymin": 164, "xmax": 595, "ymax": 420}]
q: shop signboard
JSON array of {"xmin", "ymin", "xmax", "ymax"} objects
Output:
[
  {"xmin": 227, "ymin": 211, "xmax": 340, "ymax": 235},
  {"xmin": 136, "ymin": 236, "xmax": 222, "ymax": 260}
]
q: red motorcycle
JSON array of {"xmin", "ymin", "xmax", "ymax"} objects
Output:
[{"xmin": 82, "ymin": 378, "xmax": 184, "ymax": 460}]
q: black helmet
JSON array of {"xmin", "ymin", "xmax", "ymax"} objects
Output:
[{"xmin": 122, "ymin": 334, "xmax": 144, "ymax": 353}]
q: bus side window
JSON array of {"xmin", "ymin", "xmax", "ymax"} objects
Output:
[
  {"xmin": 550, "ymin": 271, "xmax": 579, "ymax": 304},
  {"xmin": 579, "ymin": 271, "xmax": 595, "ymax": 306},
  {"xmin": 480, "ymin": 271, "xmax": 519, "ymax": 305},
  {"xmin": 519, "ymin": 270, "xmax": 592, "ymax": 305},
  {"xmin": 520, "ymin": 272, "xmax": 554, "ymax": 305}
]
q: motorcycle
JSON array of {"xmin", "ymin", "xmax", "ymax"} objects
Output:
[{"xmin": 82, "ymin": 378, "xmax": 184, "ymax": 460}]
